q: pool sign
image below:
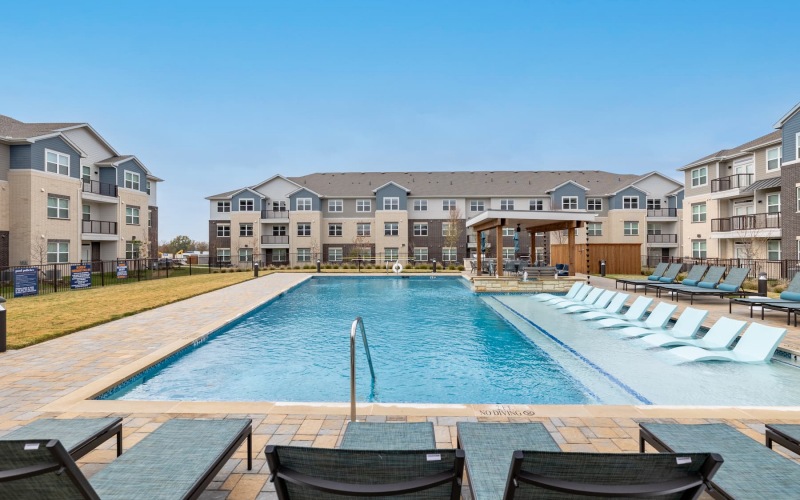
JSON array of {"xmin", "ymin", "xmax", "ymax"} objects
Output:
[
  {"xmin": 116, "ymin": 263, "xmax": 128, "ymax": 279},
  {"xmin": 13, "ymin": 268, "xmax": 39, "ymax": 297},
  {"xmin": 70, "ymin": 264, "xmax": 92, "ymax": 290}
]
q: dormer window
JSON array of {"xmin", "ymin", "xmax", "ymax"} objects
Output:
[
  {"xmin": 623, "ymin": 196, "xmax": 639, "ymax": 209},
  {"xmin": 45, "ymin": 150, "xmax": 69, "ymax": 176},
  {"xmin": 561, "ymin": 196, "xmax": 578, "ymax": 210},
  {"xmin": 384, "ymin": 197, "xmax": 399, "ymax": 210},
  {"xmin": 124, "ymin": 171, "xmax": 140, "ymax": 190},
  {"xmin": 239, "ymin": 199, "xmax": 254, "ymax": 211}
]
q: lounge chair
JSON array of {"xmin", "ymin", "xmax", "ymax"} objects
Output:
[
  {"xmin": 765, "ymin": 424, "xmax": 800, "ymax": 456},
  {"xmin": 548, "ymin": 285, "xmax": 593, "ymax": 306},
  {"xmin": 550, "ymin": 287, "xmax": 603, "ymax": 309},
  {"xmin": 644, "ymin": 264, "xmax": 708, "ymax": 297},
  {"xmin": 657, "ymin": 266, "xmax": 726, "ymax": 302},
  {"xmin": 534, "ymin": 281, "xmax": 583, "ymax": 302},
  {"xmin": 0, "ymin": 417, "xmax": 122, "ymax": 460},
  {"xmin": 759, "ymin": 301, "xmax": 800, "ymax": 326},
  {"xmin": 642, "ymin": 316, "xmax": 747, "ymax": 350},
  {"xmin": 340, "ymin": 421, "xmax": 435, "ymax": 450},
  {"xmin": 729, "ymin": 272, "xmax": 800, "ymax": 317},
  {"xmin": 666, "ymin": 322, "xmax": 787, "ymax": 363},
  {"xmin": 562, "ymin": 290, "xmax": 617, "ymax": 314},
  {"xmin": 576, "ymin": 294, "xmax": 647, "ymax": 321},
  {"xmin": 616, "ymin": 306, "xmax": 708, "ymax": 339},
  {"xmin": 640, "ymin": 422, "xmax": 800, "ymax": 499},
  {"xmin": 615, "ymin": 262, "xmax": 668, "ymax": 290},
  {"xmin": 595, "ymin": 301, "xmax": 677, "ymax": 329},
  {"xmin": 617, "ymin": 263, "xmax": 682, "ymax": 292},
  {"xmin": 670, "ymin": 267, "xmax": 756, "ymax": 304},
  {"xmin": 0, "ymin": 418, "xmax": 253, "ymax": 499},
  {"xmin": 265, "ymin": 445, "xmax": 464, "ymax": 499}
]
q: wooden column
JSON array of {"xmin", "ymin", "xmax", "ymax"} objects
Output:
[
  {"xmin": 567, "ymin": 222, "xmax": 576, "ymax": 277},
  {"xmin": 495, "ymin": 225, "xmax": 503, "ymax": 276},
  {"xmin": 476, "ymin": 232, "xmax": 482, "ymax": 276},
  {"xmin": 529, "ymin": 230, "xmax": 535, "ymax": 264}
]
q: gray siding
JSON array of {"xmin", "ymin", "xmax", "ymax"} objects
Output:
[
  {"xmin": 9, "ymin": 145, "xmax": 31, "ymax": 168},
  {"xmin": 99, "ymin": 166, "xmax": 116, "ymax": 185},
  {"xmin": 324, "ymin": 198, "xmax": 375, "ymax": 217},
  {"xmin": 0, "ymin": 144, "xmax": 9, "ymax": 181},
  {"xmin": 289, "ymin": 189, "xmax": 321, "ymax": 211},
  {"xmin": 11, "ymin": 137, "xmax": 82, "ymax": 179},
  {"xmin": 551, "ymin": 183, "xmax": 586, "ymax": 209},
  {"xmin": 230, "ymin": 189, "xmax": 263, "ymax": 212},
  {"xmin": 670, "ymin": 190, "xmax": 685, "ymax": 209},
  {"xmin": 376, "ymin": 184, "xmax": 408, "ymax": 210},
  {"xmin": 783, "ymin": 112, "xmax": 800, "ymax": 163},
  {"xmin": 609, "ymin": 186, "xmax": 646, "ymax": 210},
  {"xmin": 117, "ymin": 159, "xmax": 149, "ymax": 192}
]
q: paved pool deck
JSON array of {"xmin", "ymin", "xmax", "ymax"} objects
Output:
[{"xmin": 1, "ymin": 271, "xmax": 799, "ymax": 499}]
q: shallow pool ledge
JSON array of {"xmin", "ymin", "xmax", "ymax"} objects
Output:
[{"xmin": 471, "ymin": 276, "xmax": 584, "ymax": 294}]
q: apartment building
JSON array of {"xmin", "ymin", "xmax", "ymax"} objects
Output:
[
  {"xmin": 775, "ymin": 102, "xmax": 800, "ymax": 261},
  {"xmin": 0, "ymin": 114, "xmax": 162, "ymax": 267},
  {"xmin": 206, "ymin": 171, "xmax": 683, "ymax": 266}
]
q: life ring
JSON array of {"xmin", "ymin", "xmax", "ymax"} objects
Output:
[{"xmin": 392, "ymin": 261, "xmax": 403, "ymax": 274}]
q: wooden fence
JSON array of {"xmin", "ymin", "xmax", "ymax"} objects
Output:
[{"xmin": 550, "ymin": 244, "xmax": 642, "ymax": 275}]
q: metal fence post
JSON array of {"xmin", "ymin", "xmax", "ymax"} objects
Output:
[{"xmin": 0, "ymin": 296, "xmax": 6, "ymax": 352}]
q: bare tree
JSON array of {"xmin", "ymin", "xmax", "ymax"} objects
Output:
[
  {"xmin": 31, "ymin": 239, "xmax": 48, "ymax": 265},
  {"xmin": 443, "ymin": 207, "xmax": 463, "ymax": 250},
  {"xmin": 195, "ymin": 241, "xmax": 209, "ymax": 252}
]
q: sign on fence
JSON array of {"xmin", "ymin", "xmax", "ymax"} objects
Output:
[
  {"xmin": 116, "ymin": 263, "xmax": 128, "ymax": 279},
  {"xmin": 70, "ymin": 264, "xmax": 92, "ymax": 290},
  {"xmin": 13, "ymin": 268, "xmax": 38, "ymax": 297}
]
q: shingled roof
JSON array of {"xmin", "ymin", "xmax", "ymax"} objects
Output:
[
  {"xmin": 0, "ymin": 114, "xmax": 83, "ymax": 140},
  {"xmin": 679, "ymin": 130, "xmax": 781, "ymax": 171}
]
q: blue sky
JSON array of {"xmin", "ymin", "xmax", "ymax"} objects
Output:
[{"xmin": 2, "ymin": 1, "xmax": 799, "ymax": 241}]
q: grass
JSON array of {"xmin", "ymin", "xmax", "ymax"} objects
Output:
[{"xmin": 4, "ymin": 272, "xmax": 254, "ymax": 349}]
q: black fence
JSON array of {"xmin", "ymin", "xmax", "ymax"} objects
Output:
[
  {"xmin": 214, "ymin": 252, "xmax": 467, "ymax": 270},
  {"xmin": 640, "ymin": 255, "xmax": 800, "ymax": 281}
]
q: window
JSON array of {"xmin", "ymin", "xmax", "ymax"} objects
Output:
[
  {"xmin": 297, "ymin": 198, "xmax": 312, "ymax": 211},
  {"xmin": 797, "ymin": 187, "xmax": 800, "ymax": 212},
  {"xmin": 82, "ymin": 165, "xmax": 90, "ymax": 183},
  {"xmin": 623, "ymin": 196, "xmax": 639, "ymax": 209},
  {"xmin": 691, "ymin": 166, "xmax": 708, "ymax": 187},
  {"xmin": 146, "ymin": 181, "xmax": 151, "ymax": 195},
  {"xmin": 240, "ymin": 223, "xmax": 253, "ymax": 236},
  {"xmin": 239, "ymin": 248, "xmax": 253, "ymax": 262},
  {"xmin": 646, "ymin": 198, "xmax": 661, "ymax": 210},
  {"xmin": 502, "ymin": 248, "xmax": 515, "ymax": 260},
  {"xmin": 692, "ymin": 240, "xmax": 707, "ymax": 259},
  {"xmin": 47, "ymin": 241, "xmax": 69, "ymax": 263},
  {"xmin": 148, "ymin": 209, "xmax": 152, "ymax": 228},
  {"xmin": 45, "ymin": 150, "xmax": 69, "ymax": 176},
  {"xmin": 297, "ymin": 223, "xmax": 311, "ymax": 236},
  {"xmin": 126, "ymin": 242, "xmax": 139, "ymax": 259},
  {"xmin": 500, "ymin": 199, "xmax": 514, "ymax": 210},
  {"xmin": 413, "ymin": 222, "xmax": 428, "ymax": 236},
  {"xmin": 273, "ymin": 225, "xmax": 287, "ymax": 236},
  {"xmin": 383, "ymin": 197, "xmax": 399, "ymax": 210},
  {"xmin": 767, "ymin": 193, "xmax": 780, "ymax": 213},
  {"xmin": 442, "ymin": 222, "xmax": 454, "ymax": 237},
  {"xmin": 587, "ymin": 198, "xmax": 602, "ymax": 211},
  {"xmin": 384, "ymin": 248, "xmax": 398, "ymax": 261},
  {"xmin": 217, "ymin": 224, "xmax": 230, "ymax": 237},
  {"xmin": 692, "ymin": 203, "xmax": 707, "ymax": 223},
  {"xmin": 328, "ymin": 223, "xmax": 342, "ymax": 236},
  {"xmin": 297, "ymin": 248, "xmax": 311, "ymax": 262},
  {"xmin": 414, "ymin": 199, "xmax": 428, "ymax": 211},
  {"xmin": 217, "ymin": 248, "xmax": 231, "ymax": 263},
  {"xmin": 529, "ymin": 199, "xmax": 543, "ymax": 211},
  {"xmin": 587, "ymin": 222, "xmax": 602, "ymax": 236},
  {"xmin": 623, "ymin": 221, "xmax": 639, "ymax": 236},
  {"xmin": 217, "ymin": 201, "xmax": 231, "ymax": 212},
  {"xmin": 328, "ymin": 247, "xmax": 343, "ymax": 262},
  {"xmin": 124, "ymin": 171, "xmax": 140, "ymax": 190},
  {"xmin": 126, "ymin": 207, "xmax": 140, "ymax": 225},
  {"xmin": 82, "ymin": 204, "xmax": 90, "ymax": 221},
  {"xmin": 767, "ymin": 146, "xmax": 782, "ymax": 171},
  {"xmin": 272, "ymin": 201, "xmax": 287, "ymax": 211},
  {"xmin": 357, "ymin": 223, "xmax": 371, "ymax": 236},
  {"xmin": 328, "ymin": 199, "xmax": 343, "ymax": 212},
  {"xmin": 356, "ymin": 199, "xmax": 371, "ymax": 212},
  {"xmin": 470, "ymin": 200, "xmax": 485, "ymax": 212},
  {"xmin": 384, "ymin": 222, "xmax": 399, "ymax": 236},
  {"xmin": 239, "ymin": 199, "xmax": 254, "ymax": 211},
  {"xmin": 767, "ymin": 240, "xmax": 781, "ymax": 261},
  {"xmin": 561, "ymin": 196, "xmax": 578, "ymax": 210},
  {"xmin": 414, "ymin": 247, "xmax": 428, "ymax": 261},
  {"xmin": 442, "ymin": 247, "xmax": 457, "ymax": 262},
  {"xmin": 502, "ymin": 227, "xmax": 514, "ymax": 237},
  {"xmin": 271, "ymin": 248, "xmax": 286, "ymax": 262},
  {"xmin": 47, "ymin": 196, "xmax": 69, "ymax": 219},
  {"xmin": 442, "ymin": 199, "xmax": 456, "ymax": 211},
  {"xmin": 647, "ymin": 223, "xmax": 662, "ymax": 235}
]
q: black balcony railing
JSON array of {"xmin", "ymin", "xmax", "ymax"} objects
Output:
[
  {"xmin": 82, "ymin": 180, "xmax": 118, "ymax": 197},
  {"xmin": 711, "ymin": 212, "xmax": 781, "ymax": 232},
  {"xmin": 710, "ymin": 173, "xmax": 753, "ymax": 193},
  {"xmin": 260, "ymin": 209, "xmax": 290, "ymax": 219},
  {"xmin": 82, "ymin": 220, "xmax": 118, "ymax": 234},
  {"xmin": 646, "ymin": 208, "xmax": 677, "ymax": 217},
  {"xmin": 261, "ymin": 235, "xmax": 289, "ymax": 244},
  {"xmin": 646, "ymin": 233, "xmax": 678, "ymax": 243}
]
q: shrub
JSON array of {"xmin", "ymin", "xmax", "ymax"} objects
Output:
[{"xmin": 457, "ymin": 265, "xmax": 465, "ymax": 271}]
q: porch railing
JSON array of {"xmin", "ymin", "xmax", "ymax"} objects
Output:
[
  {"xmin": 711, "ymin": 213, "xmax": 781, "ymax": 232},
  {"xmin": 82, "ymin": 180, "xmax": 118, "ymax": 197},
  {"xmin": 81, "ymin": 220, "xmax": 118, "ymax": 234},
  {"xmin": 710, "ymin": 173, "xmax": 753, "ymax": 193}
]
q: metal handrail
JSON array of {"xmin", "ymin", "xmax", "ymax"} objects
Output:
[{"xmin": 350, "ymin": 316, "xmax": 376, "ymax": 422}]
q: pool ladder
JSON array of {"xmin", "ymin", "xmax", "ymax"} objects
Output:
[{"xmin": 350, "ymin": 316, "xmax": 376, "ymax": 422}]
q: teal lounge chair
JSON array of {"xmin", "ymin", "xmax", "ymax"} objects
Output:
[
  {"xmin": 642, "ymin": 316, "xmax": 747, "ymax": 349},
  {"xmin": 659, "ymin": 266, "xmax": 726, "ymax": 302},
  {"xmin": 615, "ymin": 262, "xmax": 669, "ymax": 290},
  {"xmin": 618, "ymin": 263, "xmax": 683, "ymax": 292},
  {"xmin": 672, "ymin": 267, "xmax": 755, "ymax": 304},
  {"xmin": 595, "ymin": 301, "xmax": 677, "ymax": 329},
  {"xmin": 534, "ymin": 282, "xmax": 583, "ymax": 302},
  {"xmin": 0, "ymin": 417, "xmax": 122, "ymax": 460},
  {"xmin": 576, "ymin": 294, "xmax": 644, "ymax": 321},
  {"xmin": 562, "ymin": 290, "xmax": 617, "ymax": 314},
  {"xmin": 729, "ymin": 272, "xmax": 800, "ymax": 317},
  {"xmin": 667, "ymin": 322, "xmax": 787, "ymax": 363},
  {"xmin": 644, "ymin": 264, "xmax": 708, "ymax": 297},
  {"xmin": 340, "ymin": 422, "xmax": 435, "ymax": 450},
  {"xmin": 616, "ymin": 306, "xmax": 708, "ymax": 339}
]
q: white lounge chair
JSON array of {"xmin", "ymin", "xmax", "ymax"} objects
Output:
[
  {"xmin": 574, "ymin": 293, "xmax": 632, "ymax": 320},
  {"xmin": 534, "ymin": 282, "xmax": 583, "ymax": 302},
  {"xmin": 552, "ymin": 287, "xmax": 603, "ymax": 309},
  {"xmin": 577, "ymin": 295, "xmax": 647, "ymax": 321},
  {"xmin": 667, "ymin": 323, "xmax": 788, "ymax": 363},
  {"xmin": 549, "ymin": 285, "xmax": 593, "ymax": 306},
  {"xmin": 616, "ymin": 307, "xmax": 708, "ymax": 339},
  {"xmin": 563, "ymin": 290, "xmax": 616, "ymax": 314},
  {"xmin": 595, "ymin": 302, "xmax": 677, "ymax": 329},
  {"xmin": 642, "ymin": 316, "xmax": 747, "ymax": 350}
]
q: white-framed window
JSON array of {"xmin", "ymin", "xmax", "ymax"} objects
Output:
[
  {"xmin": 414, "ymin": 247, "xmax": 428, "ymax": 261},
  {"xmin": 587, "ymin": 198, "xmax": 602, "ymax": 211},
  {"xmin": 356, "ymin": 223, "xmax": 371, "ymax": 236},
  {"xmin": 328, "ymin": 223, "xmax": 342, "ymax": 236},
  {"xmin": 45, "ymin": 150, "xmax": 70, "ymax": 176},
  {"xmin": 239, "ymin": 198, "xmax": 254, "ymax": 211},
  {"xmin": 500, "ymin": 199, "xmax": 514, "ymax": 210},
  {"xmin": 623, "ymin": 221, "xmax": 639, "ymax": 236},
  {"xmin": 767, "ymin": 240, "xmax": 781, "ymax": 260},
  {"xmin": 502, "ymin": 247, "xmax": 515, "ymax": 260},
  {"xmin": 561, "ymin": 196, "xmax": 578, "ymax": 210},
  {"xmin": 767, "ymin": 146, "xmax": 782, "ymax": 171},
  {"xmin": 125, "ymin": 242, "xmax": 139, "ymax": 259},
  {"xmin": 217, "ymin": 248, "xmax": 231, "ymax": 263},
  {"xmin": 767, "ymin": 193, "xmax": 781, "ymax": 213},
  {"xmin": 82, "ymin": 204, "xmax": 90, "ymax": 221},
  {"xmin": 692, "ymin": 240, "xmax": 707, "ymax": 259},
  {"xmin": 239, "ymin": 248, "xmax": 253, "ymax": 262},
  {"xmin": 797, "ymin": 240, "xmax": 800, "ymax": 260},
  {"xmin": 217, "ymin": 223, "xmax": 230, "ymax": 237},
  {"xmin": 442, "ymin": 222, "xmax": 454, "ymax": 237},
  {"xmin": 328, "ymin": 199, "xmax": 343, "ymax": 212},
  {"xmin": 647, "ymin": 223, "xmax": 662, "ymax": 235},
  {"xmin": 217, "ymin": 201, "xmax": 231, "ymax": 212},
  {"xmin": 691, "ymin": 166, "xmax": 708, "ymax": 187},
  {"xmin": 442, "ymin": 199, "xmax": 456, "ymax": 210},
  {"xmin": 529, "ymin": 199, "xmax": 543, "ymax": 211},
  {"xmin": 587, "ymin": 222, "xmax": 602, "ymax": 236},
  {"xmin": 623, "ymin": 196, "xmax": 639, "ymax": 209},
  {"xmin": 502, "ymin": 227, "xmax": 514, "ymax": 237},
  {"xmin": 646, "ymin": 198, "xmax": 661, "ymax": 210},
  {"xmin": 297, "ymin": 223, "xmax": 311, "ymax": 236},
  {"xmin": 414, "ymin": 199, "xmax": 428, "ymax": 211},
  {"xmin": 384, "ymin": 222, "xmax": 399, "ymax": 236},
  {"xmin": 47, "ymin": 241, "xmax": 69, "ymax": 263},
  {"xmin": 297, "ymin": 248, "xmax": 312, "ymax": 262},
  {"xmin": 148, "ymin": 209, "xmax": 152, "ymax": 228},
  {"xmin": 47, "ymin": 196, "xmax": 69, "ymax": 219},
  {"xmin": 383, "ymin": 197, "xmax": 400, "ymax": 210},
  {"xmin": 384, "ymin": 247, "xmax": 399, "ymax": 261},
  {"xmin": 356, "ymin": 199, "xmax": 371, "ymax": 212},
  {"xmin": 272, "ymin": 248, "xmax": 287, "ymax": 262},
  {"xmin": 692, "ymin": 203, "xmax": 707, "ymax": 223},
  {"xmin": 470, "ymin": 200, "xmax": 485, "ymax": 212},
  {"xmin": 81, "ymin": 165, "xmax": 90, "ymax": 182},
  {"xmin": 124, "ymin": 171, "xmax": 140, "ymax": 190},
  {"xmin": 328, "ymin": 247, "xmax": 343, "ymax": 262},
  {"xmin": 413, "ymin": 222, "xmax": 428, "ymax": 236},
  {"xmin": 240, "ymin": 223, "xmax": 253, "ymax": 236},
  {"xmin": 272, "ymin": 225, "xmax": 287, "ymax": 236},
  {"xmin": 297, "ymin": 198, "xmax": 312, "ymax": 211},
  {"xmin": 442, "ymin": 247, "xmax": 457, "ymax": 262},
  {"xmin": 146, "ymin": 181, "xmax": 151, "ymax": 195},
  {"xmin": 272, "ymin": 201, "xmax": 287, "ymax": 211},
  {"xmin": 126, "ymin": 206, "xmax": 140, "ymax": 225}
]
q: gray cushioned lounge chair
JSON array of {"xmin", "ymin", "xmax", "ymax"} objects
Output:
[
  {"xmin": 765, "ymin": 424, "xmax": 800, "ymax": 456},
  {"xmin": 615, "ymin": 262, "xmax": 669, "ymax": 290},
  {"xmin": 729, "ymin": 272, "xmax": 800, "ymax": 317},
  {"xmin": 617, "ymin": 263, "xmax": 681, "ymax": 292},
  {"xmin": 670, "ymin": 267, "xmax": 756, "ymax": 304},
  {"xmin": 1, "ymin": 417, "xmax": 122, "ymax": 460},
  {"xmin": 644, "ymin": 264, "xmax": 708, "ymax": 297},
  {"xmin": 340, "ymin": 422, "xmax": 435, "ymax": 450}
]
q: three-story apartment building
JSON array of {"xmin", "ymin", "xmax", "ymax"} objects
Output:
[
  {"xmin": 775, "ymin": 102, "xmax": 800, "ymax": 261},
  {"xmin": 0, "ymin": 114, "xmax": 162, "ymax": 267}
]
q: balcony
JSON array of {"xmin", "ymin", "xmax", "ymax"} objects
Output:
[
  {"xmin": 260, "ymin": 209, "xmax": 290, "ymax": 220},
  {"xmin": 261, "ymin": 235, "xmax": 289, "ymax": 245},
  {"xmin": 82, "ymin": 180, "xmax": 118, "ymax": 198},
  {"xmin": 82, "ymin": 220, "xmax": 117, "ymax": 234},
  {"xmin": 711, "ymin": 213, "xmax": 781, "ymax": 232},
  {"xmin": 646, "ymin": 208, "xmax": 677, "ymax": 218},
  {"xmin": 647, "ymin": 233, "xmax": 677, "ymax": 244},
  {"xmin": 711, "ymin": 174, "xmax": 752, "ymax": 193}
]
